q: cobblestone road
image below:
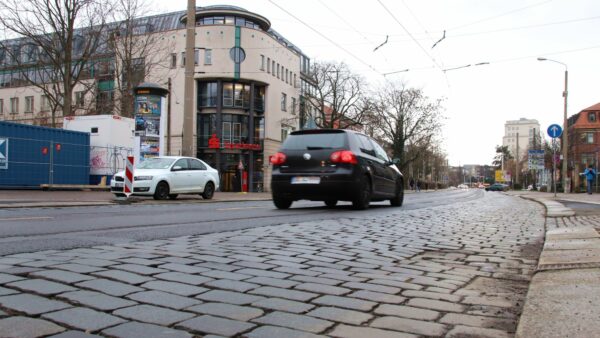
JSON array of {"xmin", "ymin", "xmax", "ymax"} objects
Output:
[{"xmin": 0, "ymin": 192, "xmax": 546, "ymax": 338}]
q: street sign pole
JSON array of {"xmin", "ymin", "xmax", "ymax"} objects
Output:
[
  {"xmin": 553, "ymin": 139, "xmax": 557, "ymax": 197},
  {"xmin": 547, "ymin": 124, "xmax": 563, "ymax": 197}
]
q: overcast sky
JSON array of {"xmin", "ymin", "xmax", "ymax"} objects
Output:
[{"xmin": 152, "ymin": 0, "xmax": 600, "ymax": 166}]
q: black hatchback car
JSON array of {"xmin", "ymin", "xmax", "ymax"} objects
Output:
[{"xmin": 270, "ymin": 129, "xmax": 404, "ymax": 210}]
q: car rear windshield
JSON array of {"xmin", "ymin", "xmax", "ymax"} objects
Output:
[{"xmin": 282, "ymin": 132, "xmax": 347, "ymax": 150}]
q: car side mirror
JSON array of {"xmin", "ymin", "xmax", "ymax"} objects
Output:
[{"xmin": 171, "ymin": 166, "xmax": 183, "ymax": 171}]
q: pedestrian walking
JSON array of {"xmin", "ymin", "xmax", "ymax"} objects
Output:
[
  {"xmin": 409, "ymin": 177, "xmax": 415, "ymax": 191},
  {"xmin": 581, "ymin": 164, "xmax": 597, "ymax": 194},
  {"xmin": 416, "ymin": 180, "xmax": 421, "ymax": 192}
]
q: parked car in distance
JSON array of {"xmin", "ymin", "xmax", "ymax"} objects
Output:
[
  {"xmin": 485, "ymin": 183, "xmax": 509, "ymax": 191},
  {"xmin": 110, "ymin": 156, "xmax": 219, "ymax": 200},
  {"xmin": 457, "ymin": 184, "xmax": 469, "ymax": 189},
  {"xmin": 270, "ymin": 129, "xmax": 404, "ymax": 210}
]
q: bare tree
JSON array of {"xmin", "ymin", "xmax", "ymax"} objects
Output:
[
  {"xmin": 0, "ymin": 0, "xmax": 112, "ymax": 127},
  {"xmin": 110, "ymin": 0, "xmax": 172, "ymax": 117},
  {"xmin": 305, "ymin": 61, "xmax": 369, "ymax": 129},
  {"xmin": 371, "ymin": 81, "xmax": 445, "ymax": 175}
]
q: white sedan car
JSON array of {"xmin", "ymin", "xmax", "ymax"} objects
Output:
[{"xmin": 111, "ymin": 156, "xmax": 220, "ymax": 200}]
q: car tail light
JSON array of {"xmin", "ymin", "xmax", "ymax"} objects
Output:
[
  {"xmin": 330, "ymin": 150, "xmax": 358, "ymax": 164},
  {"xmin": 270, "ymin": 152, "xmax": 287, "ymax": 165}
]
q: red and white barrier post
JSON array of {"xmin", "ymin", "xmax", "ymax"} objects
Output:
[{"xmin": 124, "ymin": 156, "xmax": 134, "ymax": 198}]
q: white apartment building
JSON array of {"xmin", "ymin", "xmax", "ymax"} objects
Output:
[
  {"xmin": 0, "ymin": 5, "xmax": 314, "ymax": 192},
  {"xmin": 502, "ymin": 118, "xmax": 541, "ymax": 160}
]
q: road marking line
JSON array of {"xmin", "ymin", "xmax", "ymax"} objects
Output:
[
  {"xmin": 0, "ymin": 216, "xmax": 54, "ymax": 221},
  {"xmin": 216, "ymin": 206, "xmax": 267, "ymax": 211}
]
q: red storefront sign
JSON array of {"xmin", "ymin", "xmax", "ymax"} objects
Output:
[{"xmin": 207, "ymin": 134, "xmax": 261, "ymax": 151}]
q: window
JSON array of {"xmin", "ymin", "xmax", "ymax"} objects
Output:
[
  {"xmin": 189, "ymin": 159, "xmax": 207, "ymax": 170},
  {"xmin": 91, "ymin": 127, "xmax": 99, "ymax": 134},
  {"xmin": 582, "ymin": 153, "xmax": 595, "ymax": 166},
  {"xmin": 181, "ymin": 52, "xmax": 185, "ymax": 67},
  {"xmin": 0, "ymin": 99, "xmax": 3, "ymax": 114},
  {"xmin": 357, "ymin": 134, "xmax": 376, "ymax": 157},
  {"xmin": 589, "ymin": 112, "xmax": 597, "ymax": 122},
  {"xmin": 294, "ymin": 73, "xmax": 297, "ymax": 87},
  {"xmin": 223, "ymin": 83, "xmax": 234, "ymax": 106},
  {"xmin": 194, "ymin": 49, "xmax": 200, "ymax": 66},
  {"xmin": 24, "ymin": 96, "xmax": 33, "ymax": 113},
  {"xmin": 199, "ymin": 82, "xmax": 217, "ymax": 107},
  {"xmin": 204, "ymin": 49, "xmax": 212, "ymax": 65},
  {"xmin": 371, "ymin": 140, "xmax": 390, "ymax": 162},
  {"xmin": 267, "ymin": 57, "xmax": 270, "ymax": 74},
  {"xmin": 281, "ymin": 93, "xmax": 287, "ymax": 111},
  {"xmin": 10, "ymin": 97, "xmax": 18, "ymax": 114},
  {"xmin": 170, "ymin": 53, "xmax": 177, "ymax": 68},
  {"xmin": 260, "ymin": 54, "xmax": 265, "ymax": 71},
  {"xmin": 276, "ymin": 64, "xmax": 280, "ymax": 79},
  {"xmin": 41, "ymin": 95, "xmax": 50, "ymax": 111},
  {"xmin": 75, "ymin": 91, "xmax": 85, "ymax": 108},
  {"xmin": 583, "ymin": 132, "xmax": 594, "ymax": 144},
  {"xmin": 292, "ymin": 97, "xmax": 296, "ymax": 114},
  {"xmin": 286, "ymin": 69, "xmax": 289, "ymax": 83},
  {"xmin": 173, "ymin": 158, "xmax": 189, "ymax": 170},
  {"xmin": 272, "ymin": 61, "xmax": 275, "ymax": 77}
]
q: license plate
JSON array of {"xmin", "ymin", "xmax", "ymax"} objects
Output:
[
  {"xmin": 114, "ymin": 182, "xmax": 123, "ymax": 188},
  {"xmin": 291, "ymin": 176, "xmax": 320, "ymax": 184}
]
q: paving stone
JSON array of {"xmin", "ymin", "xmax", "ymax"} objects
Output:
[
  {"xmin": 155, "ymin": 272, "xmax": 213, "ymax": 285},
  {"xmin": 349, "ymin": 290, "xmax": 406, "ymax": 304},
  {"xmin": 234, "ymin": 268, "xmax": 290, "ymax": 279},
  {"xmin": 318, "ymin": 273, "xmax": 367, "ymax": 283},
  {"xmin": 0, "ymin": 293, "xmax": 72, "ymax": 315},
  {"xmin": 71, "ymin": 258, "xmax": 116, "ymax": 267},
  {"xmin": 20, "ymin": 260, "xmax": 66, "ymax": 268},
  {"xmin": 307, "ymin": 306, "xmax": 372, "ymax": 325},
  {"xmin": 374, "ymin": 304, "xmax": 440, "ymax": 320},
  {"xmin": 194, "ymin": 255, "xmax": 236, "ymax": 264},
  {"xmin": 118, "ymin": 257, "xmax": 160, "ymax": 266},
  {"xmin": 0, "ymin": 272, "xmax": 25, "ymax": 284},
  {"xmin": 294, "ymin": 282, "xmax": 351, "ymax": 296},
  {"xmin": 187, "ymin": 302, "xmax": 264, "ymax": 321},
  {"xmin": 204, "ymin": 279, "xmax": 260, "ymax": 292},
  {"xmin": 250, "ymin": 286, "xmax": 319, "ymax": 302},
  {"xmin": 177, "ymin": 315, "xmax": 256, "ymax": 336},
  {"xmin": 42, "ymin": 307, "xmax": 127, "ymax": 332},
  {"xmin": 408, "ymin": 297, "xmax": 466, "ymax": 313},
  {"xmin": 290, "ymin": 275, "xmax": 343, "ymax": 286},
  {"xmin": 446, "ymin": 325, "xmax": 511, "ymax": 338},
  {"xmin": 201, "ymin": 270, "xmax": 253, "ymax": 280},
  {"xmin": 402, "ymin": 290, "xmax": 462, "ymax": 302},
  {"xmin": 127, "ymin": 290, "xmax": 200, "ymax": 310},
  {"xmin": 329, "ymin": 324, "xmax": 418, "ymax": 338},
  {"xmin": 245, "ymin": 325, "xmax": 326, "ymax": 338},
  {"xmin": 252, "ymin": 297, "xmax": 315, "ymax": 314},
  {"xmin": 92, "ymin": 269, "xmax": 154, "ymax": 285},
  {"xmin": 265, "ymin": 260, "xmax": 309, "ymax": 269},
  {"xmin": 312, "ymin": 295, "xmax": 377, "ymax": 311},
  {"xmin": 274, "ymin": 266, "xmax": 322, "ymax": 277},
  {"xmin": 233, "ymin": 260, "xmax": 278, "ymax": 270},
  {"xmin": 158, "ymin": 263, "xmax": 211, "ymax": 274},
  {"xmin": 141, "ymin": 280, "xmax": 208, "ymax": 296},
  {"xmin": 157, "ymin": 257, "xmax": 201, "ymax": 265},
  {"xmin": 48, "ymin": 330, "xmax": 103, "ymax": 337},
  {"xmin": 252, "ymin": 311, "xmax": 334, "ymax": 333},
  {"xmin": 76, "ymin": 278, "xmax": 143, "ymax": 296},
  {"xmin": 342, "ymin": 281, "xmax": 401, "ymax": 294},
  {"xmin": 0, "ymin": 316, "xmax": 66, "ymax": 338},
  {"xmin": 0, "ymin": 267, "xmax": 42, "ymax": 275},
  {"xmin": 50, "ymin": 264, "xmax": 106, "ymax": 274},
  {"xmin": 194, "ymin": 262, "xmax": 240, "ymax": 272},
  {"xmin": 58, "ymin": 290, "xmax": 137, "ymax": 311},
  {"xmin": 440, "ymin": 313, "xmax": 516, "ymax": 331},
  {"xmin": 102, "ymin": 321, "xmax": 193, "ymax": 338},
  {"xmin": 112, "ymin": 264, "xmax": 168, "ymax": 275},
  {"xmin": 245, "ymin": 276, "xmax": 300, "ymax": 288},
  {"xmin": 113, "ymin": 304, "xmax": 195, "ymax": 326},
  {"xmin": 31, "ymin": 270, "xmax": 95, "ymax": 284},
  {"xmin": 370, "ymin": 279, "xmax": 422, "ymax": 290},
  {"xmin": 197, "ymin": 290, "xmax": 265, "ymax": 305},
  {"xmin": 6, "ymin": 279, "xmax": 76, "ymax": 296},
  {"xmin": 462, "ymin": 295, "xmax": 515, "ymax": 308},
  {"xmin": 0, "ymin": 285, "xmax": 19, "ymax": 296},
  {"xmin": 371, "ymin": 316, "xmax": 448, "ymax": 336}
]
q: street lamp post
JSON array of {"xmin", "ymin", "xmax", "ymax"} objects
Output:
[{"xmin": 538, "ymin": 57, "xmax": 569, "ymax": 193}]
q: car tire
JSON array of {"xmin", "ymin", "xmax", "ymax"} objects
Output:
[
  {"xmin": 390, "ymin": 180, "xmax": 404, "ymax": 207},
  {"xmin": 153, "ymin": 182, "xmax": 170, "ymax": 200},
  {"xmin": 324, "ymin": 200, "xmax": 338, "ymax": 208},
  {"xmin": 273, "ymin": 195, "xmax": 293, "ymax": 209},
  {"xmin": 352, "ymin": 176, "xmax": 371, "ymax": 210},
  {"xmin": 168, "ymin": 194, "xmax": 178, "ymax": 200},
  {"xmin": 202, "ymin": 182, "xmax": 215, "ymax": 200}
]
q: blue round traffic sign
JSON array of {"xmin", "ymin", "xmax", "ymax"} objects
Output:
[{"xmin": 547, "ymin": 124, "xmax": 563, "ymax": 138}]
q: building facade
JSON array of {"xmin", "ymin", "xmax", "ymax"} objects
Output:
[
  {"xmin": 567, "ymin": 102, "xmax": 600, "ymax": 191},
  {"xmin": 502, "ymin": 118, "xmax": 541, "ymax": 161},
  {"xmin": 0, "ymin": 5, "xmax": 313, "ymax": 192}
]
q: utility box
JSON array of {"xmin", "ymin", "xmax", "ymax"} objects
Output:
[
  {"xmin": 0, "ymin": 121, "xmax": 90, "ymax": 187},
  {"xmin": 63, "ymin": 115, "xmax": 135, "ymax": 184}
]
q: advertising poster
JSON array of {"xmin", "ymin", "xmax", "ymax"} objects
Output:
[
  {"xmin": 528, "ymin": 149, "xmax": 545, "ymax": 170},
  {"xmin": 135, "ymin": 95, "xmax": 162, "ymax": 161}
]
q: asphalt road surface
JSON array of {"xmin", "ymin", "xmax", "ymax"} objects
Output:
[{"xmin": 0, "ymin": 189, "xmax": 483, "ymax": 255}]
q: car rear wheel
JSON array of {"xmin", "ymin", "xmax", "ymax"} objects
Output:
[
  {"xmin": 273, "ymin": 195, "xmax": 293, "ymax": 209},
  {"xmin": 390, "ymin": 180, "xmax": 404, "ymax": 207},
  {"xmin": 324, "ymin": 200, "xmax": 338, "ymax": 208},
  {"xmin": 352, "ymin": 176, "xmax": 371, "ymax": 210},
  {"xmin": 202, "ymin": 182, "xmax": 215, "ymax": 199},
  {"xmin": 168, "ymin": 194, "xmax": 178, "ymax": 200},
  {"xmin": 153, "ymin": 182, "xmax": 170, "ymax": 200}
]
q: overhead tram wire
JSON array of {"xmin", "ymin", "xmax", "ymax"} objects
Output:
[
  {"xmin": 268, "ymin": 0, "xmax": 382, "ymax": 76},
  {"xmin": 449, "ymin": 0, "xmax": 555, "ymax": 31}
]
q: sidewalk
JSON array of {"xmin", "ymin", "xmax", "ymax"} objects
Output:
[
  {"xmin": 0, "ymin": 190, "xmax": 272, "ymax": 208},
  {"xmin": 509, "ymin": 191, "xmax": 600, "ymax": 337}
]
